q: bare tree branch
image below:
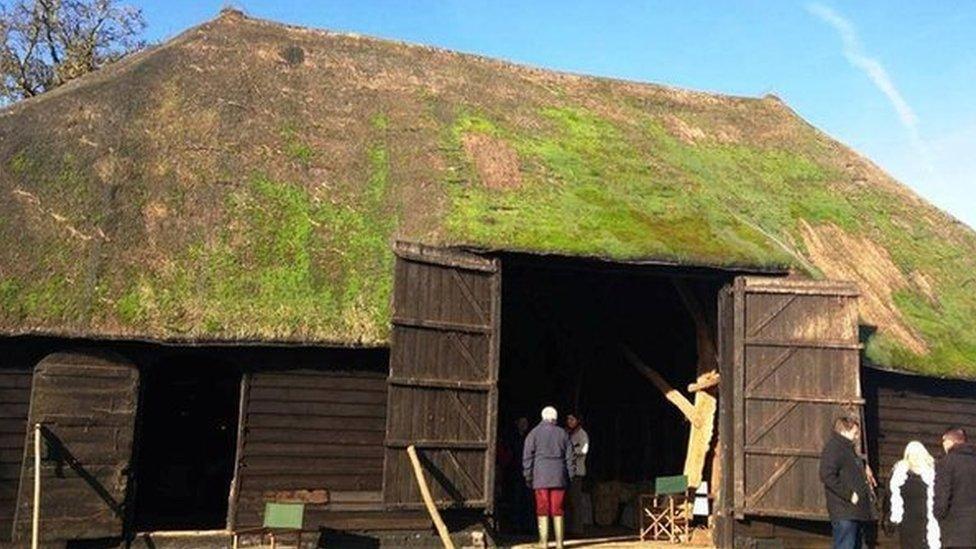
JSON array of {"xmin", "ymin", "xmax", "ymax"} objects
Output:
[
  {"xmin": 37, "ymin": 0, "xmax": 63, "ymax": 68},
  {"xmin": 1, "ymin": 0, "xmax": 145, "ymax": 103}
]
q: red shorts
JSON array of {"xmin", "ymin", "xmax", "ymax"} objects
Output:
[{"xmin": 534, "ymin": 488, "xmax": 565, "ymax": 517}]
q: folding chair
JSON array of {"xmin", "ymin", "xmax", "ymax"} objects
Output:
[
  {"xmin": 639, "ymin": 475, "xmax": 692, "ymax": 543},
  {"xmin": 232, "ymin": 502, "xmax": 305, "ymax": 548}
]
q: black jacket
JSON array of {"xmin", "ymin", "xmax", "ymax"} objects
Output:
[
  {"xmin": 819, "ymin": 432, "xmax": 875, "ymax": 521},
  {"xmin": 934, "ymin": 443, "xmax": 976, "ymax": 547}
]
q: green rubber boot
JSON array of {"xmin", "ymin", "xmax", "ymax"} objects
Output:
[
  {"xmin": 553, "ymin": 515, "xmax": 565, "ymax": 549},
  {"xmin": 537, "ymin": 516, "xmax": 549, "ymax": 548}
]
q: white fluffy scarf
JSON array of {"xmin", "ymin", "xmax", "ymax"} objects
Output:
[{"xmin": 889, "ymin": 461, "xmax": 941, "ymax": 549}]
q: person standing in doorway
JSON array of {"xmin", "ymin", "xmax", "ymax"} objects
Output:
[
  {"xmin": 565, "ymin": 413, "xmax": 589, "ymax": 537},
  {"xmin": 819, "ymin": 416, "xmax": 875, "ymax": 549},
  {"xmin": 508, "ymin": 416, "xmax": 533, "ymax": 533},
  {"xmin": 523, "ymin": 406, "xmax": 574, "ymax": 549},
  {"xmin": 934, "ymin": 427, "xmax": 976, "ymax": 548},
  {"xmin": 889, "ymin": 441, "xmax": 941, "ymax": 549}
]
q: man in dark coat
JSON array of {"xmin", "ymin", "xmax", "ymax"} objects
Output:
[
  {"xmin": 935, "ymin": 427, "xmax": 976, "ymax": 548},
  {"xmin": 523, "ymin": 406, "xmax": 574, "ymax": 549},
  {"xmin": 820, "ymin": 416, "xmax": 875, "ymax": 548}
]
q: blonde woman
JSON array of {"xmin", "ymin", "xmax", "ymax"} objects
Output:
[{"xmin": 889, "ymin": 441, "xmax": 941, "ymax": 549}]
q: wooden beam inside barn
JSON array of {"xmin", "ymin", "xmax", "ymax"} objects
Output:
[
  {"xmin": 620, "ymin": 344, "xmax": 716, "ymax": 488},
  {"xmin": 620, "ymin": 345, "xmax": 699, "ymax": 426}
]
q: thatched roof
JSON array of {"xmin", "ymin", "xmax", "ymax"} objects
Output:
[{"xmin": 2, "ymin": 11, "xmax": 975, "ymax": 377}]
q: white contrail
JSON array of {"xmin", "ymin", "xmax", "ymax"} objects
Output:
[{"xmin": 807, "ymin": 3, "xmax": 933, "ymax": 172}]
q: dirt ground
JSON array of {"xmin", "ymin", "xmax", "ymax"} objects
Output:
[
  {"xmin": 506, "ymin": 530, "xmax": 715, "ymax": 548},
  {"xmin": 507, "ymin": 537, "xmax": 713, "ymax": 548}
]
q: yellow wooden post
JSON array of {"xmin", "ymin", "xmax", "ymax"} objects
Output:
[{"xmin": 683, "ymin": 391, "xmax": 717, "ymax": 487}]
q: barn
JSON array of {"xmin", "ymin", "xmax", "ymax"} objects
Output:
[{"xmin": 1, "ymin": 10, "xmax": 975, "ymax": 548}]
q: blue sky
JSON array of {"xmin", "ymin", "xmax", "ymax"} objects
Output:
[{"xmin": 131, "ymin": 1, "xmax": 976, "ymax": 228}]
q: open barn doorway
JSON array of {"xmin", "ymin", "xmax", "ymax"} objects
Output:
[
  {"xmin": 132, "ymin": 354, "xmax": 241, "ymax": 531},
  {"xmin": 495, "ymin": 254, "xmax": 728, "ymax": 540}
]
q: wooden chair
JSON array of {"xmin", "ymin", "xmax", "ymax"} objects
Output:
[
  {"xmin": 639, "ymin": 475, "xmax": 692, "ymax": 543},
  {"xmin": 232, "ymin": 502, "xmax": 305, "ymax": 549}
]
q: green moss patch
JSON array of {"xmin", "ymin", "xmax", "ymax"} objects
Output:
[
  {"xmin": 443, "ymin": 107, "xmax": 821, "ymax": 267},
  {"xmin": 442, "ymin": 105, "xmax": 976, "ymax": 377},
  {"xmin": 281, "ymin": 123, "xmax": 315, "ymax": 167},
  {"xmin": 115, "ymin": 154, "xmax": 396, "ymax": 341}
]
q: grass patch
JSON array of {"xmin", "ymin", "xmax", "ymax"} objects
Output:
[
  {"xmin": 111, "ymin": 122, "xmax": 397, "ymax": 341},
  {"xmin": 0, "ymin": 279, "xmax": 22, "ymax": 320},
  {"xmin": 115, "ymin": 285, "xmax": 148, "ymax": 325},
  {"xmin": 371, "ymin": 113, "xmax": 389, "ymax": 131},
  {"xmin": 8, "ymin": 150, "xmax": 36, "ymax": 176},
  {"xmin": 281, "ymin": 123, "xmax": 315, "ymax": 166}
]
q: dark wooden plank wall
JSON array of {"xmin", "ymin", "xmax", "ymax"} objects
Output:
[
  {"xmin": 0, "ymin": 338, "xmax": 411, "ymax": 539},
  {"xmin": 733, "ymin": 517, "xmax": 834, "ymax": 548},
  {"xmin": 12, "ymin": 352, "xmax": 139, "ymax": 541},
  {"xmin": 0, "ymin": 339, "xmax": 402, "ymax": 537},
  {"xmin": 864, "ymin": 366, "xmax": 976, "ymax": 547},
  {"xmin": 865, "ymin": 367, "xmax": 976, "ymax": 477},
  {"xmin": 233, "ymin": 368, "xmax": 389, "ymax": 529},
  {"xmin": 715, "ymin": 286, "xmax": 736, "ymax": 547},
  {"xmin": 0, "ymin": 344, "xmax": 34, "ymax": 543}
]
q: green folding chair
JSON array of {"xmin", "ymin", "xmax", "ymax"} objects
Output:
[
  {"xmin": 232, "ymin": 502, "xmax": 305, "ymax": 548},
  {"xmin": 639, "ymin": 475, "xmax": 691, "ymax": 543}
]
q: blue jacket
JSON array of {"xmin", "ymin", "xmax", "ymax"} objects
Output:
[{"xmin": 523, "ymin": 421, "xmax": 574, "ymax": 489}]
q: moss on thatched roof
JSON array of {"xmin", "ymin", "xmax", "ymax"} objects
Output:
[{"xmin": 2, "ymin": 11, "xmax": 975, "ymax": 377}]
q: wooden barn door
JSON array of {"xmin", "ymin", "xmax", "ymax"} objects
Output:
[
  {"xmin": 382, "ymin": 243, "xmax": 500, "ymax": 510},
  {"xmin": 725, "ymin": 277, "xmax": 862, "ymax": 521},
  {"xmin": 12, "ymin": 351, "xmax": 139, "ymax": 541}
]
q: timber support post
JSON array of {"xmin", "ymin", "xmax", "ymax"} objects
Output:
[
  {"xmin": 672, "ymin": 278, "xmax": 721, "ymax": 489},
  {"xmin": 620, "ymin": 341, "xmax": 718, "ymax": 488}
]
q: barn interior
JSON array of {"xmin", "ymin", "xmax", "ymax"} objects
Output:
[
  {"xmin": 132, "ymin": 354, "xmax": 242, "ymax": 531},
  {"xmin": 495, "ymin": 254, "xmax": 730, "ymax": 536}
]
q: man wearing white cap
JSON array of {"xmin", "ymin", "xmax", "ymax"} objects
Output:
[{"xmin": 523, "ymin": 406, "xmax": 574, "ymax": 549}]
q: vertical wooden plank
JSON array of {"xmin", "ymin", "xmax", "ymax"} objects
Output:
[
  {"xmin": 732, "ymin": 278, "xmax": 746, "ymax": 519},
  {"xmin": 485, "ymin": 256, "xmax": 501, "ymax": 513},
  {"xmin": 715, "ymin": 286, "xmax": 735, "ymax": 549},
  {"xmin": 226, "ymin": 372, "xmax": 251, "ymax": 531}
]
